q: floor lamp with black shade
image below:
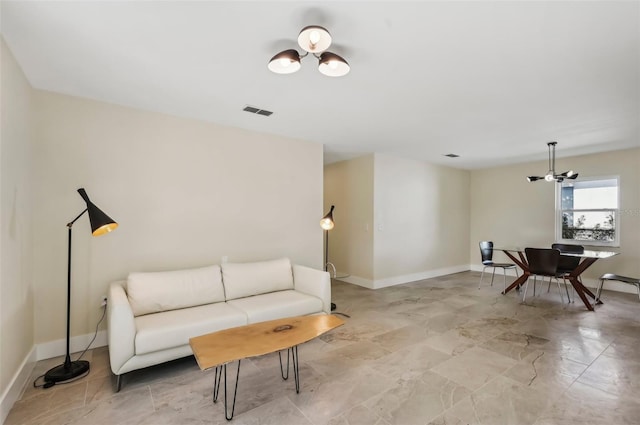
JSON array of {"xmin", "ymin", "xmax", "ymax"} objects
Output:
[
  {"xmin": 43, "ymin": 188, "xmax": 118, "ymax": 386},
  {"xmin": 320, "ymin": 205, "xmax": 337, "ymax": 311}
]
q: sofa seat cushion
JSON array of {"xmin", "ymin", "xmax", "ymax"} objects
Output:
[
  {"xmin": 226, "ymin": 290, "xmax": 323, "ymax": 323},
  {"xmin": 127, "ymin": 265, "xmax": 225, "ymax": 316},
  {"xmin": 134, "ymin": 302, "xmax": 247, "ymax": 355},
  {"xmin": 221, "ymin": 258, "xmax": 294, "ymax": 300}
]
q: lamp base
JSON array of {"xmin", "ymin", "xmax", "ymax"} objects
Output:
[{"xmin": 44, "ymin": 360, "xmax": 90, "ymax": 384}]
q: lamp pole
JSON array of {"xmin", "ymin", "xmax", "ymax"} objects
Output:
[
  {"xmin": 64, "ymin": 210, "xmax": 89, "ymax": 368},
  {"xmin": 324, "ymin": 229, "xmax": 329, "ymax": 273},
  {"xmin": 44, "ymin": 209, "xmax": 91, "ymax": 385}
]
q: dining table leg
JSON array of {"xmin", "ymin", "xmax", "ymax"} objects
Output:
[
  {"xmin": 500, "ymin": 250, "xmax": 529, "ymax": 295},
  {"xmin": 567, "ymin": 257, "xmax": 600, "ymax": 311},
  {"xmin": 503, "ymin": 273, "xmax": 529, "ymax": 295}
]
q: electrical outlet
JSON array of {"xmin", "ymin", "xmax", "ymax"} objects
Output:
[{"xmin": 100, "ymin": 295, "xmax": 107, "ymax": 307}]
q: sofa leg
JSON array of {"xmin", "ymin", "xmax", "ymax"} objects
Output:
[{"xmin": 115, "ymin": 374, "xmax": 122, "ymax": 392}]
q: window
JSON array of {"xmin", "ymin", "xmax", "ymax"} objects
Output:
[{"xmin": 556, "ymin": 176, "xmax": 619, "ymax": 246}]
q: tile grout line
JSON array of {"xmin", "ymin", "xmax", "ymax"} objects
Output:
[
  {"xmin": 148, "ymin": 385, "xmax": 156, "ymax": 411},
  {"xmin": 566, "ymin": 338, "xmax": 616, "ymax": 396}
]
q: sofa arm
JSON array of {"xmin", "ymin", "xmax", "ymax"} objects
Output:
[
  {"xmin": 107, "ymin": 281, "xmax": 136, "ymax": 375},
  {"xmin": 292, "ymin": 265, "xmax": 331, "ymax": 314}
]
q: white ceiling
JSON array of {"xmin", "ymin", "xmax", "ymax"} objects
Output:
[{"xmin": 2, "ymin": 1, "xmax": 638, "ymax": 169}]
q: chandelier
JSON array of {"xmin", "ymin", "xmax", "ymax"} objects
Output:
[
  {"xmin": 268, "ymin": 26, "xmax": 350, "ymax": 77},
  {"xmin": 527, "ymin": 142, "xmax": 578, "ymax": 183}
]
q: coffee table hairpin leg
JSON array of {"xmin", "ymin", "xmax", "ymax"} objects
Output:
[
  {"xmin": 279, "ymin": 349, "xmax": 290, "ymax": 380},
  {"xmin": 292, "ymin": 346, "xmax": 300, "ymax": 393},
  {"xmin": 212, "ymin": 361, "xmax": 241, "ymax": 421},
  {"xmin": 278, "ymin": 346, "xmax": 300, "ymax": 393},
  {"xmin": 213, "ymin": 347, "xmax": 301, "ymax": 421}
]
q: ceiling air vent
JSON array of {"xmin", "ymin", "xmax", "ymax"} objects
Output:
[{"xmin": 243, "ymin": 105, "xmax": 273, "ymax": 116}]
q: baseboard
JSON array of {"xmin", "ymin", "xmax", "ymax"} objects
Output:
[
  {"xmin": 338, "ymin": 274, "xmax": 375, "ymax": 289},
  {"xmin": 470, "ymin": 264, "xmax": 637, "ymax": 295},
  {"xmin": 1, "ymin": 346, "xmax": 36, "ymax": 424},
  {"xmin": 2, "ymin": 332, "xmax": 108, "ymax": 422},
  {"xmin": 337, "ymin": 264, "xmax": 470, "ymax": 290},
  {"xmin": 36, "ymin": 330, "xmax": 108, "ymax": 361}
]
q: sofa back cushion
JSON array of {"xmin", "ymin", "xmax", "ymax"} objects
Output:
[
  {"xmin": 127, "ymin": 265, "xmax": 225, "ymax": 316},
  {"xmin": 221, "ymin": 258, "xmax": 294, "ymax": 300}
]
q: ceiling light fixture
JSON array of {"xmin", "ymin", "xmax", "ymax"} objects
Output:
[
  {"xmin": 268, "ymin": 25, "xmax": 350, "ymax": 77},
  {"xmin": 527, "ymin": 141, "xmax": 578, "ymax": 183}
]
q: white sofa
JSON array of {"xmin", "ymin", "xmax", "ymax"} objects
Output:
[{"xmin": 107, "ymin": 258, "xmax": 330, "ymax": 390}]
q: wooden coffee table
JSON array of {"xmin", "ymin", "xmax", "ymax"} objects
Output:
[{"xmin": 189, "ymin": 314, "xmax": 344, "ymax": 420}]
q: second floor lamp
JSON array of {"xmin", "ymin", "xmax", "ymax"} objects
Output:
[{"xmin": 320, "ymin": 205, "xmax": 337, "ymax": 311}]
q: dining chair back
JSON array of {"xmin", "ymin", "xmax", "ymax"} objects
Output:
[
  {"xmin": 523, "ymin": 248, "xmax": 567, "ymax": 304},
  {"xmin": 526, "ymin": 248, "xmax": 561, "ymax": 276},
  {"xmin": 551, "ymin": 243, "xmax": 584, "ymax": 274},
  {"xmin": 551, "ymin": 243, "xmax": 584, "ymax": 303},
  {"xmin": 479, "ymin": 241, "xmax": 494, "ymax": 264}
]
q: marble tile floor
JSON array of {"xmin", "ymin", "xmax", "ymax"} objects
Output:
[{"xmin": 7, "ymin": 271, "xmax": 640, "ymax": 425}]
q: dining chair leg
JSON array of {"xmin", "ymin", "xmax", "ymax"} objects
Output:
[
  {"xmin": 523, "ymin": 276, "xmax": 539, "ymax": 302},
  {"xmin": 503, "ymin": 268, "xmax": 508, "ymax": 292},
  {"xmin": 556, "ymin": 278, "xmax": 565, "ymax": 305},
  {"xmin": 479, "ymin": 266, "xmax": 487, "ymax": 289},
  {"xmin": 490, "ymin": 269, "xmax": 496, "ymax": 286},
  {"xmin": 562, "ymin": 277, "xmax": 571, "ymax": 303},
  {"xmin": 571, "ymin": 278, "xmax": 576, "ymax": 303},
  {"xmin": 595, "ymin": 277, "xmax": 605, "ymax": 303},
  {"xmin": 636, "ymin": 284, "xmax": 640, "ymax": 302},
  {"xmin": 572, "ymin": 278, "xmax": 583, "ymax": 303},
  {"xmin": 522, "ymin": 277, "xmax": 530, "ymax": 303}
]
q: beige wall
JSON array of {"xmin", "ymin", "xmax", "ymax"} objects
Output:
[
  {"xmin": 323, "ymin": 155, "xmax": 374, "ymax": 280},
  {"xmin": 31, "ymin": 91, "xmax": 324, "ymax": 344},
  {"xmin": 373, "ymin": 154, "xmax": 470, "ymax": 283},
  {"xmin": 324, "ymin": 153, "xmax": 471, "ymax": 288},
  {"xmin": 469, "ymin": 147, "xmax": 640, "ymax": 280},
  {"xmin": 0, "ymin": 39, "xmax": 35, "ymax": 406}
]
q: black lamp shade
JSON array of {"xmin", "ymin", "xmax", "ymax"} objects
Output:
[
  {"xmin": 268, "ymin": 49, "xmax": 302, "ymax": 74},
  {"xmin": 320, "ymin": 205, "xmax": 335, "ymax": 230},
  {"xmin": 318, "ymin": 52, "xmax": 350, "ymax": 77},
  {"xmin": 77, "ymin": 188, "xmax": 118, "ymax": 236},
  {"xmin": 559, "ymin": 171, "xmax": 578, "ymax": 179}
]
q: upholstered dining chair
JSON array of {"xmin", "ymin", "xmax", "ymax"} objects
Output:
[
  {"xmin": 551, "ymin": 243, "xmax": 584, "ymax": 302},
  {"xmin": 523, "ymin": 248, "xmax": 568, "ymax": 305},
  {"xmin": 478, "ymin": 241, "xmax": 518, "ymax": 292}
]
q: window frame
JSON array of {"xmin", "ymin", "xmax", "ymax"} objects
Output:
[{"xmin": 555, "ymin": 175, "xmax": 620, "ymax": 248}]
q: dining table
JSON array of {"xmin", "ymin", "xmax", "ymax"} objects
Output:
[{"xmin": 496, "ymin": 247, "xmax": 619, "ymax": 311}]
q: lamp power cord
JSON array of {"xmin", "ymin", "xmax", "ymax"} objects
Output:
[{"xmin": 33, "ymin": 301, "xmax": 107, "ymax": 389}]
